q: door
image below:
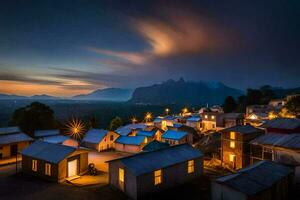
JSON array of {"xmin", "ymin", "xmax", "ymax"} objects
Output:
[
  {"xmin": 68, "ymin": 159, "xmax": 78, "ymax": 177},
  {"xmin": 10, "ymin": 144, "xmax": 18, "ymax": 156}
]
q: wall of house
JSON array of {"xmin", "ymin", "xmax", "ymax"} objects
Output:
[
  {"xmin": 211, "ymin": 182, "xmax": 247, "ymax": 200},
  {"xmin": 115, "ymin": 143, "xmax": 142, "ymax": 153},
  {"xmin": 0, "ymin": 141, "xmax": 30, "ymax": 159},
  {"xmin": 22, "ymin": 155, "xmax": 59, "ymax": 182},
  {"xmin": 136, "ymin": 157, "xmax": 203, "ymax": 199},
  {"xmin": 98, "ymin": 131, "xmax": 120, "ymax": 151}
]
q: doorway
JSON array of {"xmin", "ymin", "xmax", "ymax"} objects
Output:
[{"xmin": 68, "ymin": 159, "xmax": 78, "ymax": 177}]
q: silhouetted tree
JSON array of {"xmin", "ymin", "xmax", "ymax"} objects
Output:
[
  {"xmin": 11, "ymin": 102, "xmax": 57, "ymax": 137},
  {"xmin": 246, "ymin": 89, "xmax": 263, "ymax": 105},
  {"xmin": 284, "ymin": 96, "xmax": 300, "ymax": 116},
  {"xmin": 109, "ymin": 116, "xmax": 123, "ymax": 131},
  {"xmin": 223, "ymin": 96, "xmax": 237, "ymax": 113},
  {"xmin": 260, "ymin": 85, "xmax": 275, "ymax": 104},
  {"xmin": 88, "ymin": 115, "xmax": 97, "ymax": 129},
  {"xmin": 236, "ymin": 95, "xmax": 247, "ymax": 113}
]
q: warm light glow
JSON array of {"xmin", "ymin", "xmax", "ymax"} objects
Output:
[
  {"xmin": 119, "ymin": 168, "xmax": 124, "ymax": 182},
  {"xmin": 131, "ymin": 117, "xmax": 138, "ymax": 124},
  {"xmin": 182, "ymin": 107, "xmax": 188, "ymax": 114},
  {"xmin": 230, "ymin": 141, "xmax": 235, "ymax": 148},
  {"xmin": 145, "ymin": 112, "xmax": 152, "ymax": 122},
  {"xmin": 229, "ymin": 154, "xmax": 236, "ymax": 162},
  {"xmin": 32, "ymin": 160, "xmax": 37, "ymax": 172},
  {"xmin": 188, "ymin": 160, "xmax": 194, "ymax": 174},
  {"xmin": 66, "ymin": 117, "xmax": 85, "ymax": 140},
  {"xmin": 165, "ymin": 108, "xmax": 170, "ymax": 115},
  {"xmin": 249, "ymin": 114, "xmax": 257, "ymax": 120},
  {"xmin": 230, "ymin": 132, "xmax": 236, "ymax": 140},
  {"xmin": 154, "ymin": 169, "xmax": 162, "ymax": 185},
  {"xmin": 45, "ymin": 163, "xmax": 51, "ymax": 176},
  {"xmin": 211, "ymin": 115, "xmax": 215, "ymax": 119},
  {"xmin": 205, "ymin": 115, "xmax": 208, "ymax": 119}
]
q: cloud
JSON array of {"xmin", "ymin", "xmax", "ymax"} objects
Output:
[{"xmin": 0, "ymin": 73, "xmax": 64, "ymax": 85}]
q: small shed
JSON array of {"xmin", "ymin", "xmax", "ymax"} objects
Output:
[
  {"xmin": 81, "ymin": 129, "xmax": 119, "ymax": 151},
  {"xmin": 115, "ymin": 136, "xmax": 146, "ymax": 153},
  {"xmin": 211, "ymin": 160, "xmax": 294, "ymax": 200},
  {"xmin": 260, "ymin": 118, "xmax": 300, "ymax": 134},
  {"xmin": 107, "ymin": 144, "xmax": 203, "ymax": 199},
  {"xmin": 0, "ymin": 126, "xmax": 33, "ymax": 159},
  {"xmin": 161, "ymin": 130, "xmax": 189, "ymax": 145},
  {"xmin": 22, "ymin": 141, "xmax": 88, "ymax": 182}
]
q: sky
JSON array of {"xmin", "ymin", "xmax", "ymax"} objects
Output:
[{"xmin": 0, "ymin": 0, "xmax": 299, "ymax": 97}]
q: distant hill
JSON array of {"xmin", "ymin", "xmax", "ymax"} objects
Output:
[
  {"xmin": 0, "ymin": 94, "xmax": 59, "ymax": 100},
  {"xmin": 0, "ymin": 94, "xmax": 26, "ymax": 99},
  {"xmin": 272, "ymin": 87, "xmax": 300, "ymax": 98},
  {"xmin": 129, "ymin": 78, "xmax": 244, "ymax": 105},
  {"xmin": 73, "ymin": 88, "xmax": 134, "ymax": 101}
]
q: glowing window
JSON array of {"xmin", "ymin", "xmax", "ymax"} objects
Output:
[
  {"xmin": 119, "ymin": 168, "xmax": 124, "ymax": 182},
  {"xmin": 229, "ymin": 154, "xmax": 236, "ymax": 162},
  {"xmin": 45, "ymin": 163, "xmax": 51, "ymax": 176},
  {"xmin": 154, "ymin": 169, "xmax": 162, "ymax": 185},
  {"xmin": 205, "ymin": 115, "xmax": 208, "ymax": 119},
  {"xmin": 188, "ymin": 160, "xmax": 194, "ymax": 174},
  {"xmin": 211, "ymin": 115, "xmax": 215, "ymax": 119},
  {"xmin": 230, "ymin": 132, "xmax": 236, "ymax": 139},
  {"xmin": 144, "ymin": 137, "xmax": 148, "ymax": 143},
  {"xmin": 32, "ymin": 160, "xmax": 37, "ymax": 171},
  {"xmin": 230, "ymin": 141, "xmax": 235, "ymax": 148}
]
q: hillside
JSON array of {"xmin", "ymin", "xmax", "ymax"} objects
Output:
[{"xmin": 73, "ymin": 88, "xmax": 134, "ymax": 101}]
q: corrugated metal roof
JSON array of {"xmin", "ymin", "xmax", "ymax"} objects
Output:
[
  {"xmin": 142, "ymin": 140, "xmax": 169, "ymax": 151},
  {"xmin": 0, "ymin": 126, "xmax": 20, "ymax": 135},
  {"xmin": 34, "ymin": 129, "xmax": 60, "ymax": 137},
  {"xmin": 136, "ymin": 130, "xmax": 156, "ymax": 137},
  {"xmin": 173, "ymin": 123, "xmax": 183, "ymax": 128},
  {"xmin": 108, "ymin": 144, "xmax": 203, "ymax": 176},
  {"xmin": 42, "ymin": 135, "xmax": 70, "ymax": 144},
  {"xmin": 115, "ymin": 123, "xmax": 146, "ymax": 136},
  {"xmin": 260, "ymin": 118, "xmax": 300, "ymax": 130},
  {"xmin": 115, "ymin": 136, "xmax": 145, "ymax": 145},
  {"xmin": 222, "ymin": 125, "xmax": 262, "ymax": 134},
  {"xmin": 22, "ymin": 140, "xmax": 76, "ymax": 164},
  {"xmin": 153, "ymin": 117, "xmax": 163, "ymax": 123},
  {"xmin": 0, "ymin": 132, "xmax": 33, "ymax": 145},
  {"xmin": 186, "ymin": 116, "xmax": 201, "ymax": 122},
  {"xmin": 162, "ymin": 130, "xmax": 187, "ymax": 140},
  {"xmin": 250, "ymin": 133, "xmax": 300, "ymax": 149},
  {"xmin": 216, "ymin": 160, "xmax": 293, "ymax": 196},
  {"xmin": 82, "ymin": 129, "xmax": 108, "ymax": 144}
]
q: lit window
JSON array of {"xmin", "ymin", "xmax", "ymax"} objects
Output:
[
  {"xmin": 211, "ymin": 115, "xmax": 215, "ymax": 119},
  {"xmin": 154, "ymin": 169, "xmax": 162, "ymax": 185},
  {"xmin": 110, "ymin": 135, "xmax": 114, "ymax": 141},
  {"xmin": 188, "ymin": 160, "xmax": 194, "ymax": 174},
  {"xmin": 32, "ymin": 160, "xmax": 37, "ymax": 171},
  {"xmin": 230, "ymin": 132, "xmax": 236, "ymax": 139},
  {"xmin": 229, "ymin": 154, "xmax": 236, "ymax": 162},
  {"xmin": 119, "ymin": 168, "xmax": 124, "ymax": 182},
  {"xmin": 45, "ymin": 163, "xmax": 51, "ymax": 176},
  {"xmin": 205, "ymin": 115, "xmax": 208, "ymax": 119},
  {"xmin": 230, "ymin": 141, "xmax": 235, "ymax": 148}
]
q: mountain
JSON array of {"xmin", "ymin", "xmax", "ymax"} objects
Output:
[
  {"xmin": 0, "ymin": 94, "xmax": 27, "ymax": 99},
  {"xmin": 30, "ymin": 94, "xmax": 59, "ymax": 100},
  {"xmin": 73, "ymin": 88, "xmax": 134, "ymax": 101},
  {"xmin": 129, "ymin": 78, "xmax": 244, "ymax": 105}
]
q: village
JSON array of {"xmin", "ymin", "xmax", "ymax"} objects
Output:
[{"xmin": 0, "ymin": 94, "xmax": 299, "ymax": 200}]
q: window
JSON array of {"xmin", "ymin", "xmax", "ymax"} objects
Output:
[
  {"xmin": 188, "ymin": 160, "xmax": 194, "ymax": 174},
  {"xmin": 230, "ymin": 141, "xmax": 235, "ymax": 148},
  {"xmin": 211, "ymin": 115, "xmax": 215, "ymax": 119},
  {"xmin": 212, "ymin": 124, "xmax": 215, "ymax": 129},
  {"xmin": 229, "ymin": 154, "xmax": 236, "ymax": 162},
  {"xmin": 205, "ymin": 115, "xmax": 208, "ymax": 119},
  {"xmin": 45, "ymin": 163, "xmax": 51, "ymax": 176},
  {"xmin": 119, "ymin": 168, "xmax": 124, "ymax": 182},
  {"xmin": 110, "ymin": 135, "xmax": 114, "ymax": 141},
  {"xmin": 154, "ymin": 169, "xmax": 162, "ymax": 185},
  {"xmin": 32, "ymin": 160, "xmax": 37, "ymax": 171},
  {"xmin": 230, "ymin": 132, "xmax": 236, "ymax": 139}
]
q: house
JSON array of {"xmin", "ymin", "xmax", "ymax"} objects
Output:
[
  {"xmin": 201, "ymin": 112, "xmax": 219, "ymax": 131},
  {"xmin": 211, "ymin": 160, "xmax": 294, "ymax": 200},
  {"xmin": 107, "ymin": 144, "xmax": 203, "ymax": 199},
  {"xmin": 246, "ymin": 105, "xmax": 272, "ymax": 116},
  {"xmin": 142, "ymin": 140, "xmax": 169, "ymax": 152},
  {"xmin": 81, "ymin": 129, "xmax": 119, "ymax": 151},
  {"xmin": 161, "ymin": 130, "xmax": 191, "ymax": 145},
  {"xmin": 22, "ymin": 141, "xmax": 89, "ymax": 182},
  {"xmin": 160, "ymin": 116, "xmax": 181, "ymax": 130},
  {"xmin": 186, "ymin": 115, "xmax": 202, "ymax": 131},
  {"xmin": 216, "ymin": 113, "xmax": 244, "ymax": 129},
  {"xmin": 34, "ymin": 129, "xmax": 60, "ymax": 138},
  {"xmin": 221, "ymin": 125, "xmax": 264, "ymax": 170},
  {"xmin": 269, "ymin": 99, "xmax": 285, "ymax": 108},
  {"xmin": 136, "ymin": 129, "xmax": 162, "ymax": 142},
  {"xmin": 245, "ymin": 112, "xmax": 268, "ymax": 126},
  {"xmin": 115, "ymin": 123, "xmax": 147, "ymax": 136},
  {"xmin": 168, "ymin": 124, "xmax": 200, "ymax": 144},
  {"xmin": 0, "ymin": 126, "xmax": 33, "ymax": 159},
  {"xmin": 260, "ymin": 118, "xmax": 300, "ymax": 134},
  {"xmin": 115, "ymin": 136, "xmax": 147, "ymax": 153},
  {"xmin": 42, "ymin": 135, "xmax": 78, "ymax": 147}
]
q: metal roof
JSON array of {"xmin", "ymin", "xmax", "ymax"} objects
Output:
[
  {"xmin": 136, "ymin": 130, "xmax": 156, "ymax": 137},
  {"xmin": 22, "ymin": 140, "xmax": 77, "ymax": 164},
  {"xmin": 0, "ymin": 126, "xmax": 20, "ymax": 135},
  {"xmin": 0, "ymin": 132, "xmax": 33, "ymax": 145},
  {"xmin": 186, "ymin": 116, "xmax": 201, "ymax": 122},
  {"xmin": 222, "ymin": 125, "xmax": 262, "ymax": 134},
  {"xmin": 260, "ymin": 118, "xmax": 300, "ymax": 130},
  {"xmin": 115, "ymin": 136, "xmax": 145, "ymax": 146},
  {"xmin": 162, "ymin": 130, "xmax": 187, "ymax": 140},
  {"xmin": 115, "ymin": 123, "xmax": 146, "ymax": 136},
  {"xmin": 108, "ymin": 144, "xmax": 203, "ymax": 176},
  {"xmin": 42, "ymin": 135, "xmax": 70, "ymax": 144},
  {"xmin": 250, "ymin": 133, "xmax": 300, "ymax": 150},
  {"xmin": 142, "ymin": 140, "xmax": 170, "ymax": 151},
  {"xmin": 216, "ymin": 160, "xmax": 293, "ymax": 196},
  {"xmin": 222, "ymin": 113, "xmax": 244, "ymax": 119},
  {"xmin": 34, "ymin": 129, "xmax": 60, "ymax": 137},
  {"xmin": 82, "ymin": 129, "xmax": 108, "ymax": 144}
]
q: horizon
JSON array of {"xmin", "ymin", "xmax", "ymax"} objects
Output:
[{"xmin": 0, "ymin": 0, "xmax": 299, "ymax": 97}]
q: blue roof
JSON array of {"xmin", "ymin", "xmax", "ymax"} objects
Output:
[
  {"xmin": 162, "ymin": 130, "xmax": 187, "ymax": 140},
  {"xmin": 108, "ymin": 144, "xmax": 203, "ymax": 176},
  {"xmin": 0, "ymin": 126, "xmax": 20, "ymax": 135},
  {"xmin": 187, "ymin": 116, "xmax": 201, "ymax": 122},
  {"xmin": 163, "ymin": 116, "xmax": 177, "ymax": 120},
  {"xmin": 34, "ymin": 129, "xmax": 60, "ymax": 137},
  {"xmin": 0, "ymin": 132, "xmax": 33, "ymax": 145},
  {"xmin": 82, "ymin": 129, "xmax": 108, "ymax": 144},
  {"xmin": 42, "ymin": 135, "xmax": 70, "ymax": 144},
  {"xmin": 142, "ymin": 140, "xmax": 170, "ymax": 151},
  {"xmin": 115, "ymin": 123, "xmax": 146, "ymax": 136},
  {"xmin": 153, "ymin": 117, "xmax": 163, "ymax": 123},
  {"xmin": 173, "ymin": 123, "xmax": 183, "ymax": 128},
  {"xmin": 222, "ymin": 125, "xmax": 262, "ymax": 134},
  {"xmin": 115, "ymin": 136, "xmax": 145, "ymax": 146},
  {"xmin": 216, "ymin": 160, "xmax": 293, "ymax": 196},
  {"xmin": 22, "ymin": 140, "xmax": 77, "ymax": 164},
  {"xmin": 136, "ymin": 130, "xmax": 156, "ymax": 137}
]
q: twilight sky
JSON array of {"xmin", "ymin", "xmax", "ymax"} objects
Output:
[{"xmin": 0, "ymin": 0, "xmax": 299, "ymax": 97}]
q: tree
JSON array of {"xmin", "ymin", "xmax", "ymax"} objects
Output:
[
  {"xmin": 223, "ymin": 96, "xmax": 237, "ymax": 113},
  {"xmin": 88, "ymin": 115, "xmax": 97, "ymax": 129},
  {"xmin": 246, "ymin": 89, "xmax": 263, "ymax": 105},
  {"xmin": 260, "ymin": 85, "xmax": 275, "ymax": 104},
  {"xmin": 236, "ymin": 95, "xmax": 247, "ymax": 113},
  {"xmin": 11, "ymin": 102, "xmax": 57, "ymax": 137},
  {"xmin": 284, "ymin": 96, "xmax": 300, "ymax": 116},
  {"xmin": 109, "ymin": 116, "xmax": 123, "ymax": 131}
]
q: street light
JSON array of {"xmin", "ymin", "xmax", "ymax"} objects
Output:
[
  {"xmin": 66, "ymin": 117, "xmax": 85, "ymax": 140},
  {"xmin": 131, "ymin": 117, "xmax": 138, "ymax": 124},
  {"xmin": 145, "ymin": 112, "xmax": 152, "ymax": 122},
  {"xmin": 165, "ymin": 108, "xmax": 170, "ymax": 115}
]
